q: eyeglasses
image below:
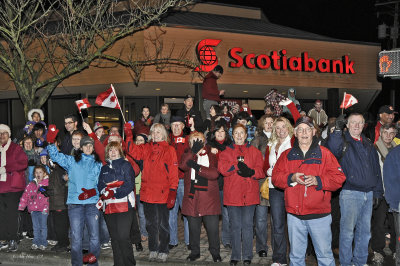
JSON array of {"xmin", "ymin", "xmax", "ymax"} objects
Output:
[
  {"xmin": 65, "ymin": 121, "xmax": 75, "ymax": 125},
  {"xmin": 0, "ymin": 132, "xmax": 9, "ymax": 135},
  {"xmin": 296, "ymin": 127, "xmax": 312, "ymax": 134}
]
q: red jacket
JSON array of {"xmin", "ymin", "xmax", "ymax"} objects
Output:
[
  {"xmin": 202, "ymin": 72, "xmax": 220, "ymax": 102},
  {"xmin": 133, "ymin": 117, "xmax": 154, "ymax": 136},
  {"xmin": 0, "ymin": 141, "xmax": 28, "ymax": 193},
  {"xmin": 180, "ymin": 146, "xmax": 220, "ymax": 217},
  {"xmin": 170, "ymin": 133, "xmax": 189, "ymax": 179},
  {"xmin": 218, "ymin": 143, "xmax": 264, "ymax": 206},
  {"xmin": 272, "ymin": 140, "xmax": 346, "ymax": 216},
  {"xmin": 126, "ymin": 141, "xmax": 178, "ymax": 204}
]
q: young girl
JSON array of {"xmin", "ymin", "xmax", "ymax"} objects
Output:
[{"xmin": 18, "ymin": 165, "xmax": 50, "ymax": 250}]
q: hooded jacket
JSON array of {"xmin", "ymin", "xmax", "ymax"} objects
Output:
[
  {"xmin": 47, "ymin": 144, "xmax": 102, "ymax": 205},
  {"xmin": 18, "ymin": 177, "xmax": 49, "ymax": 213},
  {"xmin": 272, "ymin": 139, "xmax": 346, "ymax": 216}
]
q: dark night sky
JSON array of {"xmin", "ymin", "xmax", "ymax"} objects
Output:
[{"xmin": 207, "ymin": 0, "xmax": 379, "ymax": 43}]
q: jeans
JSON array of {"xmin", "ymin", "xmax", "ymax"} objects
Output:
[
  {"xmin": 269, "ymin": 188, "xmax": 288, "ymax": 264},
  {"xmin": 31, "ymin": 211, "xmax": 48, "ymax": 247},
  {"xmin": 169, "ymin": 179, "xmax": 189, "ymax": 245},
  {"xmin": 220, "ymin": 191, "xmax": 231, "ymax": 246},
  {"xmin": 227, "ymin": 205, "xmax": 256, "ymax": 261},
  {"xmin": 99, "ymin": 212, "xmax": 110, "ymax": 244},
  {"xmin": 393, "ymin": 205, "xmax": 400, "ymax": 266},
  {"xmin": 339, "ymin": 189, "xmax": 373, "ymax": 266},
  {"xmin": 68, "ymin": 204, "xmax": 100, "ymax": 266},
  {"xmin": 255, "ymin": 205, "xmax": 268, "ymax": 253},
  {"xmin": 287, "ymin": 214, "xmax": 334, "ymax": 266},
  {"xmin": 144, "ymin": 202, "xmax": 169, "ymax": 253},
  {"xmin": 136, "ymin": 194, "xmax": 147, "ymax": 237},
  {"xmin": 203, "ymin": 99, "xmax": 218, "ymax": 119},
  {"xmin": 105, "ymin": 209, "xmax": 136, "ymax": 266}
]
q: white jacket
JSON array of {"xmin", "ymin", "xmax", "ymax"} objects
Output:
[{"xmin": 267, "ymin": 135, "xmax": 292, "ymax": 188}]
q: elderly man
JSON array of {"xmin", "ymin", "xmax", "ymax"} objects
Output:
[
  {"xmin": 168, "ymin": 116, "xmax": 192, "ymax": 250},
  {"xmin": 327, "ymin": 113, "xmax": 383, "ymax": 266},
  {"xmin": 371, "ymin": 124, "xmax": 398, "ymax": 263},
  {"xmin": 0, "ymin": 124, "xmax": 28, "ymax": 252},
  {"xmin": 272, "ymin": 116, "xmax": 345, "ymax": 266},
  {"xmin": 383, "ymin": 144, "xmax": 400, "ymax": 266}
]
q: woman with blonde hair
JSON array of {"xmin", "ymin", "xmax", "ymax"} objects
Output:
[{"xmin": 124, "ymin": 122, "xmax": 178, "ymax": 263}]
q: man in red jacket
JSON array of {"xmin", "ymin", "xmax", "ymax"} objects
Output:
[
  {"xmin": 272, "ymin": 116, "xmax": 346, "ymax": 266},
  {"xmin": 202, "ymin": 65, "xmax": 224, "ymax": 119}
]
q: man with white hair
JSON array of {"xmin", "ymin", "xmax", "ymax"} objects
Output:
[{"xmin": 0, "ymin": 124, "xmax": 28, "ymax": 252}]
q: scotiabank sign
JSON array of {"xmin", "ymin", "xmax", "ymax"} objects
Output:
[{"xmin": 195, "ymin": 39, "xmax": 355, "ymax": 74}]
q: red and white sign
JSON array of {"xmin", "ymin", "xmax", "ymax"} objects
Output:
[
  {"xmin": 340, "ymin": 93, "xmax": 358, "ymax": 109},
  {"xmin": 75, "ymin": 98, "xmax": 91, "ymax": 112},
  {"xmin": 194, "ymin": 39, "xmax": 221, "ymax": 72},
  {"xmin": 95, "ymin": 84, "xmax": 121, "ymax": 109}
]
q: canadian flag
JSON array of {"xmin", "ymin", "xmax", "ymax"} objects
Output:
[
  {"xmin": 95, "ymin": 85, "xmax": 121, "ymax": 109},
  {"xmin": 340, "ymin": 93, "xmax": 358, "ymax": 109},
  {"xmin": 75, "ymin": 98, "xmax": 91, "ymax": 112}
]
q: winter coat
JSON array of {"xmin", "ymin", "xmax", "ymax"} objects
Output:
[
  {"xmin": 133, "ymin": 116, "xmax": 154, "ymax": 136},
  {"xmin": 176, "ymin": 107, "xmax": 204, "ymax": 134},
  {"xmin": 327, "ymin": 130, "xmax": 383, "ymax": 198},
  {"xmin": 218, "ymin": 143, "xmax": 264, "ymax": 206},
  {"xmin": 0, "ymin": 141, "xmax": 28, "ymax": 193},
  {"xmin": 251, "ymin": 131, "xmax": 270, "ymax": 206},
  {"xmin": 202, "ymin": 72, "xmax": 221, "ymax": 102},
  {"xmin": 18, "ymin": 177, "xmax": 49, "ymax": 213},
  {"xmin": 24, "ymin": 148, "xmax": 41, "ymax": 183},
  {"xmin": 180, "ymin": 146, "xmax": 220, "ymax": 217},
  {"xmin": 126, "ymin": 141, "xmax": 179, "ymax": 204},
  {"xmin": 308, "ymin": 108, "xmax": 328, "ymax": 127},
  {"xmin": 48, "ymin": 163, "xmax": 68, "ymax": 211},
  {"xmin": 272, "ymin": 139, "xmax": 346, "ymax": 216},
  {"xmin": 47, "ymin": 144, "xmax": 102, "ymax": 205},
  {"xmin": 207, "ymin": 137, "xmax": 232, "ymax": 191},
  {"xmin": 154, "ymin": 112, "xmax": 171, "ymax": 129},
  {"xmin": 98, "ymin": 157, "xmax": 136, "ymax": 212},
  {"xmin": 383, "ymin": 145, "xmax": 400, "ymax": 212},
  {"xmin": 170, "ymin": 133, "xmax": 189, "ymax": 179}
]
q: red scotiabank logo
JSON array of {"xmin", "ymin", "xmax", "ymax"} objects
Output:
[{"xmin": 194, "ymin": 39, "xmax": 221, "ymax": 72}]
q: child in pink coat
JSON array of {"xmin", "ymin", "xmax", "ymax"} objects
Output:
[{"xmin": 19, "ymin": 165, "xmax": 50, "ymax": 250}]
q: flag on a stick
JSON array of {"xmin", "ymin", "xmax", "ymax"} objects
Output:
[
  {"xmin": 340, "ymin": 93, "xmax": 358, "ymax": 109},
  {"xmin": 75, "ymin": 98, "xmax": 91, "ymax": 113},
  {"xmin": 95, "ymin": 85, "xmax": 121, "ymax": 109}
]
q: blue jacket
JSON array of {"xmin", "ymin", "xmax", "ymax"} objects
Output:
[
  {"xmin": 98, "ymin": 158, "xmax": 135, "ymax": 209},
  {"xmin": 47, "ymin": 144, "xmax": 102, "ymax": 205},
  {"xmin": 327, "ymin": 130, "xmax": 383, "ymax": 198},
  {"xmin": 383, "ymin": 145, "xmax": 400, "ymax": 212}
]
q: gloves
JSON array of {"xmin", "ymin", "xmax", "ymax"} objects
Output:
[
  {"xmin": 373, "ymin": 197, "xmax": 382, "ymax": 209},
  {"xmin": 187, "ymin": 160, "xmax": 201, "ymax": 171},
  {"xmin": 46, "ymin": 124, "xmax": 59, "ymax": 144},
  {"xmin": 335, "ymin": 115, "xmax": 347, "ymax": 130},
  {"xmin": 100, "ymin": 188, "xmax": 115, "ymax": 200},
  {"xmin": 38, "ymin": 186, "xmax": 50, "ymax": 197},
  {"xmin": 28, "ymin": 159, "xmax": 36, "ymax": 166},
  {"xmin": 124, "ymin": 122, "xmax": 133, "ymax": 138},
  {"xmin": 78, "ymin": 188, "xmax": 97, "ymax": 200},
  {"xmin": 237, "ymin": 161, "xmax": 255, "ymax": 178},
  {"xmin": 191, "ymin": 139, "xmax": 204, "ymax": 154},
  {"xmin": 166, "ymin": 189, "xmax": 177, "ymax": 209},
  {"xmin": 83, "ymin": 253, "xmax": 97, "ymax": 264}
]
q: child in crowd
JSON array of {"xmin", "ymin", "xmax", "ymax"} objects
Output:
[{"xmin": 18, "ymin": 165, "xmax": 50, "ymax": 250}]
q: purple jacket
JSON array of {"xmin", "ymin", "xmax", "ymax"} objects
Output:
[{"xmin": 18, "ymin": 177, "xmax": 49, "ymax": 213}]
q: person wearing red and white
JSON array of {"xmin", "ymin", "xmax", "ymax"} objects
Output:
[
  {"xmin": 272, "ymin": 116, "xmax": 346, "ymax": 266},
  {"xmin": 125, "ymin": 122, "xmax": 178, "ymax": 263}
]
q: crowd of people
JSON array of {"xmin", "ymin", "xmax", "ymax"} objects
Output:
[{"xmin": 1, "ymin": 66, "xmax": 400, "ymax": 266}]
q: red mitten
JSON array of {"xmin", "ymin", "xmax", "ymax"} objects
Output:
[
  {"xmin": 124, "ymin": 122, "xmax": 133, "ymax": 138},
  {"xmin": 78, "ymin": 188, "xmax": 97, "ymax": 200},
  {"xmin": 83, "ymin": 253, "xmax": 97, "ymax": 264},
  {"xmin": 100, "ymin": 188, "xmax": 114, "ymax": 200},
  {"xmin": 166, "ymin": 189, "xmax": 177, "ymax": 209},
  {"xmin": 46, "ymin": 124, "xmax": 59, "ymax": 144},
  {"xmin": 107, "ymin": 180, "xmax": 124, "ymax": 189}
]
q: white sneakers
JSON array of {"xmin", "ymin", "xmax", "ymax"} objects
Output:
[
  {"xmin": 31, "ymin": 244, "xmax": 38, "ymax": 250},
  {"xmin": 271, "ymin": 263, "xmax": 287, "ymax": 266},
  {"xmin": 149, "ymin": 251, "xmax": 158, "ymax": 262},
  {"xmin": 158, "ymin": 252, "xmax": 168, "ymax": 262}
]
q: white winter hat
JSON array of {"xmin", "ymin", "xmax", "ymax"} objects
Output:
[
  {"xmin": 0, "ymin": 124, "xmax": 11, "ymax": 136},
  {"xmin": 27, "ymin": 109, "xmax": 45, "ymax": 121}
]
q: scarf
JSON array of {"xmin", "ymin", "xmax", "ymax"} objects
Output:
[
  {"xmin": 375, "ymin": 137, "xmax": 395, "ymax": 163},
  {"xmin": 0, "ymin": 138, "xmax": 11, "ymax": 181},
  {"xmin": 189, "ymin": 150, "xmax": 210, "ymax": 199}
]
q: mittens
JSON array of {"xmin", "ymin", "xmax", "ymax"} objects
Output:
[
  {"xmin": 187, "ymin": 160, "xmax": 201, "ymax": 171},
  {"xmin": 38, "ymin": 186, "xmax": 50, "ymax": 197},
  {"xmin": 191, "ymin": 139, "xmax": 204, "ymax": 154},
  {"xmin": 100, "ymin": 188, "xmax": 114, "ymax": 200},
  {"xmin": 124, "ymin": 122, "xmax": 133, "ymax": 138},
  {"xmin": 237, "ymin": 161, "xmax": 255, "ymax": 178},
  {"xmin": 78, "ymin": 188, "xmax": 97, "ymax": 200},
  {"xmin": 166, "ymin": 189, "xmax": 177, "ymax": 209},
  {"xmin": 46, "ymin": 124, "xmax": 59, "ymax": 144}
]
